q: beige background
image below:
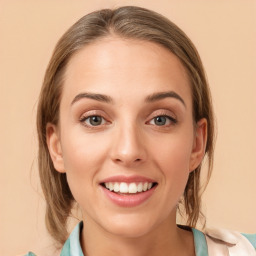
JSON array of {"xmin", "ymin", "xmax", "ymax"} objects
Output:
[{"xmin": 0, "ymin": 0, "xmax": 255, "ymax": 255}]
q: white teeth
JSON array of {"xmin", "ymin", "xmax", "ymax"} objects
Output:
[
  {"xmin": 137, "ymin": 182, "xmax": 143, "ymax": 192},
  {"xmin": 109, "ymin": 182, "xmax": 114, "ymax": 191},
  {"xmin": 114, "ymin": 182, "xmax": 119, "ymax": 192},
  {"xmin": 120, "ymin": 182, "xmax": 129, "ymax": 193},
  {"xmin": 104, "ymin": 182, "xmax": 154, "ymax": 193},
  {"xmin": 143, "ymin": 182, "xmax": 148, "ymax": 192},
  {"xmin": 128, "ymin": 183, "xmax": 137, "ymax": 193}
]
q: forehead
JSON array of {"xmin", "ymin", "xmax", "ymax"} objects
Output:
[{"xmin": 61, "ymin": 37, "xmax": 192, "ymax": 106}]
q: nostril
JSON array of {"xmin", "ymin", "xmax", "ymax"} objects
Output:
[{"xmin": 114, "ymin": 158, "xmax": 142, "ymax": 163}]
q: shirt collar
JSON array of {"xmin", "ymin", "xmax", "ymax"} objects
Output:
[{"xmin": 60, "ymin": 222, "xmax": 84, "ymax": 256}]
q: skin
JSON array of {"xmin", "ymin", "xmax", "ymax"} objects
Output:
[{"xmin": 47, "ymin": 37, "xmax": 207, "ymax": 256}]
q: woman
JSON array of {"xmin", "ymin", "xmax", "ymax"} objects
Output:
[{"xmin": 26, "ymin": 6, "xmax": 256, "ymax": 256}]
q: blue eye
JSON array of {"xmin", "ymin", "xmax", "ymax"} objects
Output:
[
  {"xmin": 149, "ymin": 115, "xmax": 176, "ymax": 126},
  {"xmin": 154, "ymin": 116, "xmax": 168, "ymax": 126},
  {"xmin": 83, "ymin": 116, "xmax": 106, "ymax": 126}
]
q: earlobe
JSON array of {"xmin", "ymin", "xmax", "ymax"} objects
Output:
[
  {"xmin": 189, "ymin": 118, "xmax": 208, "ymax": 172},
  {"xmin": 46, "ymin": 123, "xmax": 66, "ymax": 173}
]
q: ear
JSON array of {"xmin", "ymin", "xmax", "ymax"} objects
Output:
[
  {"xmin": 46, "ymin": 123, "xmax": 66, "ymax": 173},
  {"xmin": 189, "ymin": 118, "xmax": 208, "ymax": 172}
]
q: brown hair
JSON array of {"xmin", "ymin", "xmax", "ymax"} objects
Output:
[{"xmin": 37, "ymin": 6, "xmax": 215, "ymax": 245}]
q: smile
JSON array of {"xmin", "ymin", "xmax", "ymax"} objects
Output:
[
  {"xmin": 100, "ymin": 176, "xmax": 158, "ymax": 207},
  {"xmin": 102, "ymin": 182, "xmax": 155, "ymax": 194}
]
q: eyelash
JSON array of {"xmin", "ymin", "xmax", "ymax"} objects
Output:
[
  {"xmin": 79, "ymin": 115, "xmax": 108, "ymax": 128},
  {"xmin": 79, "ymin": 111, "xmax": 177, "ymax": 128},
  {"xmin": 148, "ymin": 115, "xmax": 177, "ymax": 127}
]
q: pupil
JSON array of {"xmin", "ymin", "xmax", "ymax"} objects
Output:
[
  {"xmin": 90, "ymin": 116, "xmax": 102, "ymax": 126},
  {"xmin": 155, "ymin": 116, "xmax": 166, "ymax": 126}
]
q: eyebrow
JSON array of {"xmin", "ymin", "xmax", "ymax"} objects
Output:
[
  {"xmin": 145, "ymin": 91, "xmax": 186, "ymax": 107},
  {"xmin": 71, "ymin": 92, "xmax": 113, "ymax": 105},
  {"xmin": 71, "ymin": 90, "xmax": 186, "ymax": 107}
]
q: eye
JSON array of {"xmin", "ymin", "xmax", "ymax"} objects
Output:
[
  {"xmin": 81, "ymin": 115, "xmax": 107, "ymax": 126},
  {"xmin": 149, "ymin": 115, "xmax": 177, "ymax": 126}
]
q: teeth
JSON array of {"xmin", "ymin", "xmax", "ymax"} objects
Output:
[
  {"xmin": 104, "ymin": 182, "xmax": 154, "ymax": 193},
  {"xmin": 114, "ymin": 183, "xmax": 119, "ymax": 192},
  {"xmin": 143, "ymin": 183, "xmax": 148, "ymax": 192},
  {"xmin": 137, "ymin": 182, "xmax": 143, "ymax": 192},
  {"xmin": 120, "ymin": 182, "xmax": 128, "ymax": 193},
  {"xmin": 109, "ymin": 182, "xmax": 114, "ymax": 191},
  {"xmin": 128, "ymin": 183, "xmax": 137, "ymax": 193}
]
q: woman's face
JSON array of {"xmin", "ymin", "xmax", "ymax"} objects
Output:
[{"xmin": 47, "ymin": 37, "xmax": 206, "ymax": 238}]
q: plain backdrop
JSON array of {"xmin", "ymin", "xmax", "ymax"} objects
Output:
[{"xmin": 0, "ymin": 0, "xmax": 255, "ymax": 255}]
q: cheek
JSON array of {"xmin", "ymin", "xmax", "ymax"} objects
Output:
[
  {"xmin": 151, "ymin": 131, "xmax": 194, "ymax": 188},
  {"xmin": 61, "ymin": 128, "xmax": 109, "ymax": 168},
  {"xmin": 153, "ymin": 133, "xmax": 193, "ymax": 167},
  {"xmin": 60, "ymin": 129, "xmax": 109, "ymax": 198}
]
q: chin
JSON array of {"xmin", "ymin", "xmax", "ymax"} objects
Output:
[
  {"xmin": 101, "ymin": 213, "xmax": 160, "ymax": 239},
  {"xmin": 106, "ymin": 224, "xmax": 153, "ymax": 239}
]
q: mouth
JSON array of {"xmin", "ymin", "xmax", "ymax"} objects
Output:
[
  {"xmin": 99, "ymin": 176, "xmax": 158, "ymax": 207},
  {"xmin": 100, "ymin": 182, "xmax": 158, "ymax": 195}
]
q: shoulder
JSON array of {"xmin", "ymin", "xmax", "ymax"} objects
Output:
[{"xmin": 205, "ymin": 227, "xmax": 256, "ymax": 255}]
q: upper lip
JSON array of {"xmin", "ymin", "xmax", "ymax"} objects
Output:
[{"xmin": 99, "ymin": 175, "xmax": 157, "ymax": 184}]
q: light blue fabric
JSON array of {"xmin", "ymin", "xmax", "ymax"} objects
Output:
[
  {"xmin": 60, "ymin": 222, "xmax": 84, "ymax": 256},
  {"xmin": 242, "ymin": 233, "xmax": 256, "ymax": 249},
  {"xmin": 192, "ymin": 228, "xmax": 208, "ymax": 256}
]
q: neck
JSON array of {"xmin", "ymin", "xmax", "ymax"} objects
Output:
[{"xmin": 80, "ymin": 214, "xmax": 195, "ymax": 256}]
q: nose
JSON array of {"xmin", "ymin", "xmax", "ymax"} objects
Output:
[{"xmin": 109, "ymin": 123, "xmax": 147, "ymax": 167}]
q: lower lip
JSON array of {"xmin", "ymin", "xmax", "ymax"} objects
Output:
[{"xmin": 101, "ymin": 185, "xmax": 157, "ymax": 207}]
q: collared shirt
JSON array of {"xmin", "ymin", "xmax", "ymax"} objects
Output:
[{"xmin": 26, "ymin": 222, "xmax": 256, "ymax": 256}]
